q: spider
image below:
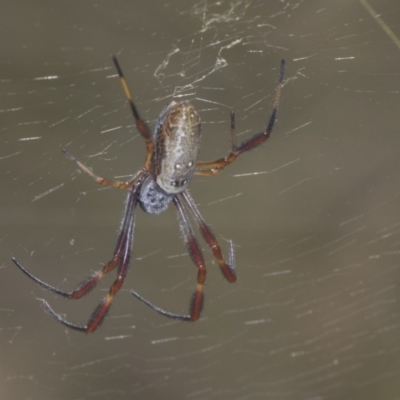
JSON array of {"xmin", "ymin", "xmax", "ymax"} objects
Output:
[{"xmin": 12, "ymin": 56, "xmax": 285, "ymax": 333}]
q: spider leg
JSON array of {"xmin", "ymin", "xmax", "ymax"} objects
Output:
[
  {"xmin": 131, "ymin": 195, "xmax": 207, "ymax": 321},
  {"xmin": 112, "ymin": 55, "xmax": 154, "ymax": 170},
  {"xmin": 12, "ymin": 182, "xmax": 142, "ymax": 332},
  {"xmin": 43, "ymin": 206, "xmax": 136, "ymax": 332},
  {"xmin": 62, "ymin": 149, "xmax": 145, "ymax": 189},
  {"xmin": 12, "ymin": 179, "xmax": 142, "ymax": 299},
  {"xmin": 12, "ymin": 255, "xmax": 119, "ymax": 299},
  {"xmin": 195, "ymin": 59, "xmax": 285, "ymax": 176},
  {"xmin": 181, "ymin": 191, "xmax": 236, "ymax": 282}
]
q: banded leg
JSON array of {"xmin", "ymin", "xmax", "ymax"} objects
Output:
[
  {"xmin": 13, "ymin": 183, "xmax": 141, "ymax": 332},
  {"xmin": 131, "ymin": 195, "xmax": 206, "ymax": 321},
  {"xmin": 195, "ymin": 59, "xmax": 285, "ymax": 176},
  {"xmin": 62, "ymin": 149, "xmax": 146, "ymax": 189},
  {"xmin": 181, "ymin": 191, "xmax": 236, "ymax": 282},
  {"xmin": 44, "ymin": 209, "xmax": 135, "ymax": 332},
  {"xmin": 112, "ymin": 55, "xmax": 154, "ymax": 170}
]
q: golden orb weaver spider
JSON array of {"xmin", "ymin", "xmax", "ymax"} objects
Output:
[{"xmin": 12, "ymin": 56, "xmax": 285, "ymax": 333}]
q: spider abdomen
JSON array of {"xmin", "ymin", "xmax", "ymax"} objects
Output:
[{"xmin": 153, "ymin": 101, "xmax": 201, "ymax": 195}]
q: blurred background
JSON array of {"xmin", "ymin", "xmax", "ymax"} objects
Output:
[{"xmin": 1, "ymin": 1, "xmax": 400, "ymax": 399}]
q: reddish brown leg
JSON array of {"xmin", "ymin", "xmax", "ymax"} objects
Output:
[
  {"xmin": 131, "ymin": 195, "xmax": 206, "ymax": 321},
  {"xmin": 43, "ymin": 209, "xmax": 135, "ymax": 332},
  {"xmin": 181, "ymin": 191, "xmax": 236, "ymax": 282},
  {"xmin": 60, "ymin": 57, "xmax": 153, "ymax": 189},
  {"xmin": 62, "ymin": 149, "xmax": 146, "ymax": 189},
  {"xmin": 195, "ymin": 59, "xmax": 285, "ymax": 176},
  {"xmin": 12, "ymin": 182, "xmax": 142, "ymax": 332},
  {"xmin": 112, "ymin": 55, "xmax": 154, "ymax": 170}
]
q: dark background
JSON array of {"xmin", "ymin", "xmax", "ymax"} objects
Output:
[{"xmin": 1, "ymin": 1, "xmax": 400, "ymax": 399}]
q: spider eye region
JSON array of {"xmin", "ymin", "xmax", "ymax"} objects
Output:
[{"xmin": 153, "ymin": 101, "xmax": 202, "ymax": 194}]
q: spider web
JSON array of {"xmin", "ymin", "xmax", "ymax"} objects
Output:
[{"xmin": 1, "ymin": 1, "xmax": 400, "ymax": 399}]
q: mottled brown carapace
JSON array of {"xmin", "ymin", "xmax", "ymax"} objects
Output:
[
  {"xmin": 12, "ymin": 56, "xmax": 285, "ymax": 333},
  {"xmin": 153, "ymin": 101, "xmax": 201, "ymax": 194}
]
